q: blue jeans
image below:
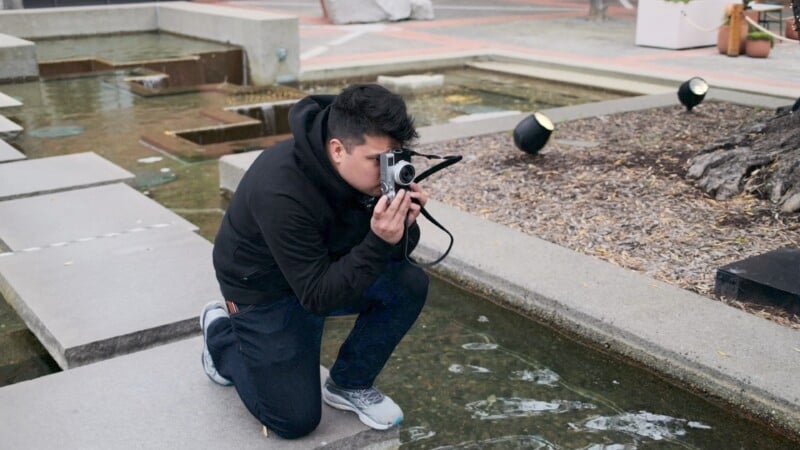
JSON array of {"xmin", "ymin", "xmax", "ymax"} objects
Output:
[{"xmin": 206, "ymin": 261, "xmax": 428, "ymax": 439}]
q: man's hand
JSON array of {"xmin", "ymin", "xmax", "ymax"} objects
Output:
[
  {"xmin": 371, "ymin": 189, "xmax": 412, "ymax": 245},
  {"xmin": 405, "ymin": 182, "xmax": 427, "ymax": 226}
]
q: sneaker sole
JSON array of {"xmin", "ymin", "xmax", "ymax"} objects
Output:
[{"xmin": 322, "ymin": 389, "xmax": 401, "ymax": 430}]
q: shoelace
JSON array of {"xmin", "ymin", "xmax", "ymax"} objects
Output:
[{"xmin": 347, "ymin": 387, "xmax": 385, "ymax": 407}]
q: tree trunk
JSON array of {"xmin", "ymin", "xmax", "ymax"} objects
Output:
[
  {"xmin": 687, "ymin": 110, "xmax": 800, "ymax": 213},
  {"xmin": 588, "ymin": 0, "xmax": 608, "ymax": 22}
]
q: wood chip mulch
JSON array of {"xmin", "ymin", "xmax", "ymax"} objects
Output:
[{"xmin": 417, "ymin": 102, "xmax": 800, "ymax": 330}]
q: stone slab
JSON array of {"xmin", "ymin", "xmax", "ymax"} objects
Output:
[
  {"xmin": 219, "ymin": 150, "xmax": 263, "ymax": 194},
  {"xmin": 158, "ymin": 2, "xmax": 299, "ymax": 85},
  {"xmin": 715, "ymin": 247, "xmax": 800, "ymax": 314},
  {"xmin": 0, "ymin": 113, "xmax": 22, "ymax": 140},
  {"xmin": 0, "ymin": 5, "xmax": 157, "ymax": 39},
  {"xmin": 0, "ymin": 139, "xmax": 24, "ymax": 163},
  {"xmin": 0, "ymin": 152, "xmax": 134, "ymax": 201},
  {"xmin": 0, "ymin": 33, "xmax": 37, "ymax": 82},
  {"xmin": 377, "ymin": 74, "xmax": 444, "ymax": 95},
  {"xmin": 413, "ymin": 200, "xmax": 800, "ymax": 434},
  {"xmin": 0, "ymin": 336, "xmax": 398, "ymax": 449},
  {"xmin": 0, "ymin": 227, "xmax": 220, "ymax": 369},
  {"xmin": 324, "ymin": 0, "xmax": 411, "ymax": 24},
  {"xmin": 0, "ymin": 91, "xmax": 22, "ymax": 109},
  {"xmin": 0, "ymin": 183, "xmax": 197, "ymax": 251}
]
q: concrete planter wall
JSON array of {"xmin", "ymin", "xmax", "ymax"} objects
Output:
[{"xmin": 635, "ymin": 0, "xmax": 730, "ymax": 49}]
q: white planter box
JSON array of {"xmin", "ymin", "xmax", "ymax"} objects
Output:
[{"xmin": 635, "ymin": 0, "xmax": 730, "ymax": 49}]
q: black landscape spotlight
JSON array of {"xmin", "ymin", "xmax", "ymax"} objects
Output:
[
  {"xmin": 513, "ymin": 112, "xmax": 554, "ymax": 155},
  {"xmin": 677, "ymin": 77, "xmax": 709, "ymax": 112}
]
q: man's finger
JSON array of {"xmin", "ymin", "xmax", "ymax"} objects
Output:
[{"xmin": 374, "ymin": 195, "xmax": 389, "ymax": 214}]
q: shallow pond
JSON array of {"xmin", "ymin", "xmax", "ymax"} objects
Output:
[{"xmin": 322, "ymin": 277, "xmax": 797, "ymax": 449}]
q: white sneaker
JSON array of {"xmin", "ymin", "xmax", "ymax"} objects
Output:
[
  {"xmin": 322, "ymin": 377, "xmax": 403, "ymax": 430},
  {"xmin": 200, "ymin": 301, "xmax": 232, "ymax": 386}
]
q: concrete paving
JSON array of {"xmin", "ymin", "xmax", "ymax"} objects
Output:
[
  {"xmin": 0, "ymin": 139, "xmax": 24, "ymax": 163},
  {"xmin": 0, "ymin": 152, "xmax": 134, "ymax": 201},
  {"xmin": 0, "ymin": 183, "xmax": 197, "ymax": 251},
  {"xmin": 0, "ymin": 226, "xmax": 221, "ymax": 369},
  {"xmin": 0, "ymin": 336, "xmax": 398, "ymax": 450}
]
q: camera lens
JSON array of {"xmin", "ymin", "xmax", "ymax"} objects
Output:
[{"xmin": 394, "ymin": 161, "xmax": 415, "ymax": 185}]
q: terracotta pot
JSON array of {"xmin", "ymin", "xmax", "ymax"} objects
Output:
[
  {"xmin": 787, "ymin": 19, "xmax": 799, "ymax": 41},
  {"xmin": 717, "ymin": 23, "xmax": 748, "ymax": 54},
  {"xmin": 745, "ymin": 39, "xmax": 771, "ymax": 58}
]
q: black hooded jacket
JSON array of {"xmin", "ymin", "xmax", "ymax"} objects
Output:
[{"xmin": 212, "ymin": 95, "xmax": 420, "ymax": 315}]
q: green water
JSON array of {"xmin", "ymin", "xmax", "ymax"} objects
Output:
[
  {"xmin": 34, "ymin": 32, "xmax": 238, "ymax": 63},
  {"xmin": 301, "ymin": 67, "xmax": 624, "ymax": 127},
  {"xmin": 322, "ymin": 277, "xmax": 797, "ymax": 449}
]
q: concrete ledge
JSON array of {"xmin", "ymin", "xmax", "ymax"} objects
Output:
[
  {"xmin": 159, "ymin": 3, "xmax": 299, "ymax": 85},
  {"xmin": 0, "ymin": 336, "xmax": 399, "ymax": 449},
  {"xmin": 0, "ymin": 2, "xmax": 300, "ymax": 85},
  {"xmin": 219, "ymin": 150, "xmax": 263, "ymax": 194},
  {"xmin": 0, "ymin": 139, "xmax": 24, "ymax": 163},
  {"xmin": 0, "ymin": 152, "xmax": 134, "ymax": 201},
  {"xmin": 0, "ymin": 4, "xmax": 157, "ymax": 39},
  {"xmin": 0, "ymin": 33, "xmax": 37, "ymax": 82},
  {"xmin": 0, "ymin": 226, "xmax": 220, "ymax": 369}
]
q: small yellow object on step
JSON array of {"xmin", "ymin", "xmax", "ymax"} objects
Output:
[{"xmin": 262, "ymin": 425, "xmax": 269, "ymax": 438}]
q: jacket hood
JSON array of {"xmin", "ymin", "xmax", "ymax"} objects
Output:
[{"xmin": 290, "ymin": 94, "xmax": 360, "ymax": 205}]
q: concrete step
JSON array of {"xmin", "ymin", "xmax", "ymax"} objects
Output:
[
  {"xmin": 0, "ymin": 113, "xmax": 22, "ymax": 140},
  {"xmin": 0, "ymin": 226, "xmax": 221, "ymax": 369},
  {"xmin": 0, "ymin": 139, "xmax": 24, "ymax": 163},
  {"xmin": 0, "ymin": 336, "xmax": 398, "ymax": 449},
  {"xmin": 0, "ymin": 152, "xmax": 134, "ymax": 201},
  {"xmin": 0, "ymin": 92, "xmax": 22, "ymax": 109},
  {"xmin": 0, "ymin": 183, "xmax": 196, "ymax": 251}
]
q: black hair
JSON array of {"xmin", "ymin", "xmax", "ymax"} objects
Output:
[{"xmin": 328, "ymin": 83, "xmax": 418, "ymax": 151}]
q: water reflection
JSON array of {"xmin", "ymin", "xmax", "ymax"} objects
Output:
[
  {"xmin": 466, "ymin": 397, "xmax": 596, "ymax": 420},
  {"xmin": 320, "ymin": 278, "xmax": 797, "ymax": 449}
]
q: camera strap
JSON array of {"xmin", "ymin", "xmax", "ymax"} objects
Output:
[
  {"xmin": 402, "ymin": 150, "xmax": 463, "ymax": 268},
  {"xmin": 407, "ymin": 150, "xmax": 462, "ymax": 183}
]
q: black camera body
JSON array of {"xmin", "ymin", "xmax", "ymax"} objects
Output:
[{"xmin": 379, "ymin": 149, "xmax": 415, "ymax": 201}]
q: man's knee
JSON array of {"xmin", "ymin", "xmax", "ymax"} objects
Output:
[
  {"xmin": 259, "ymin": 408, "xmax": 321, "ymax": 440},
  {"xmin": 396, "ymin": 263, "xmax": 429, "ymax": 308}
]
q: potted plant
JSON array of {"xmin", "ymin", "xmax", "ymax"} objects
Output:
[
  {"xmin": 787, "ymin": 18, "xmax": 799, "ymax": 41},
  {"xmin": 717, "ymin": 14, "xmax": 748, "ymax": 54},
  {"xmin": 636, "ymin": 0, "xmax": 732, "ymax": 49},
  {"xmin": 745, "ymin": 30, "xmax": 774, "ymax": 58}
]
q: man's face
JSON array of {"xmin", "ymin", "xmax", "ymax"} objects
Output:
[{"xmin": 329, "ymin": 134, "xmax": 397, "ymax": 197}]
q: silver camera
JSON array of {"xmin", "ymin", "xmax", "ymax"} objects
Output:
[{"xmin": 379, "ymin": 151, "xmax": 415, "ymax": 201}]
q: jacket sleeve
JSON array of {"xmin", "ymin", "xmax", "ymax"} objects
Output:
[{"xmin": 252, "ymin": 192, "xmax": 393, "ymax": 315}]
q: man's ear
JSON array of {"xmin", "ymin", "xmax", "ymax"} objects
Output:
[{"xmin": 328, "ymin": 138, "xmax": 346, "ymax": 165}]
